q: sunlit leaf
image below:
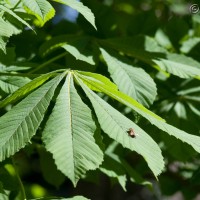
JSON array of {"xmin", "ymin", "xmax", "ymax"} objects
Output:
[
  {"xmin": 76, "ymin": 75, "xmax": 164, "ymax": 177},
  {"xmin": 0, "ymin": 73, "xmax": 65, "ymax": 161},
  {"xmin": 0, "ymin": 72, "xmax": 57, "ymax": 108},
  {"xmin": 53, "ymin": 0, "xmax": 96, "ymax": 29},
  {"xmin": 22, "ymin": 0, "xmax": 55, "ymax": 27},
  {"xmin": 42, "ymin": 73, "xmax": 103, "ymax": 186},
  {"xmin": 100, "ymin": 48, "xmax": 157, "ymax": 107},
  {"xmin": 100, "ymin": 36, "xmax": 200, "ymax": 79},
  {"xmin": 0, "ymin": 5, "xmax": 34, "ymax": 31},
  {"xmin": 76, "ymin": 71, "xmax": 200, "ymax": 156}
]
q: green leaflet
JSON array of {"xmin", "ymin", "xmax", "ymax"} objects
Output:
[
  {"xmin": 0, "ymin": 192, "xmax": 8, "ymax": 200},
  {"xmin": 42, "ymin": 73, "xmax": 103, "ymax": 186},
  {"xmin": 0, "ymin": 5, "xmax": 34, "ymax": 32},
  {"xmin": 52, "ymin": 0, "xmax": 97, "ymax": 29},
  {"xmin": 76, "ymin": 71, "xmax": 164, "ymax": 122},
  {"xmin": 62, "ymin": 43, "xmax": 95, "ymax": 65},
  {"xmin": 0, "ymin": 18, "xmax": 15, "ymax": 38},
  {"xmin": 155, "ymin": 29, "xmax": 173, "ymax": 50},
  {"xmin": 100, "ymin": 36, "xmax": 200, "ymax": 79},
  {"xmin": 39, "ymin": 35, "xmax": 95, "ymax": 65},
  {"xmin": 76, "ymin": 71, "xmax": 200, "ymax": 155},
  {"xmin": 98, "ymin": 36, "xmax": 165, "ymax": 65},
  {"xmin": 0, "ymin": 37, "xmax": 8, "ymax": 53},
  {"xmin": 0, "ymin": 72, "xmax": 56, "ymax": 108},
  {"xmin": 0, "ymin": 76, "xmax": 30, "ymax": 94},
  {"xmin": 153, "ymin": 54, "xmax": 200, "ymax": 79},
  {"xmin": 180, "ymin": 37, "xmax": 200, "ymax": 54},
  {"xmin": 100, "ymin": 48, "xmax": 157, "ymax": 107},
  {"xmin": 76, "ymin": 75, "xmax": 164, "ymax": 177},
  {"xmin": 76, "ymin": 71, "xmax": 118, "ymax": 92},
  {"xmin": 152, "ymin": 122, "xmax": 200, "ymax": 154},
  {"xmin": 0, "ymin": 18, "xmax": 16, "ymax": 53},
  {"xmin": 0, "ymin": 73, "xmax": 65, "ymax": 161},
  {"xmin": 22, "ymin": 0, "xmax": 55, "ymax": 27}
]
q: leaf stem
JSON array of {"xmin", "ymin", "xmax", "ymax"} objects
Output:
[
  {"xmin": 12, "ymin": 0, "xmax": 21, "ymax": 10},
  {"xmin": 29, "ymin": 52, "xmax": 68, "ymax": 74},
  {"xmin": 12, "ymin": 157, "xmax": 27, "ymax": 200}
]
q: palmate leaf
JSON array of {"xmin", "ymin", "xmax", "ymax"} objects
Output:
[
  {"xmin": 76, "ymin": 75, "xmax": 164, "ymax": 177},
  {"xmin": 52, "ymin": 0, "xmax": 97, "ymax": 29},
  {"xmin": 100, "ymin": 48, "xmax": 157, "ymax": 107},
  {"xmin": 42, "ymin": 73, "xmax": 103, "ymax": 186},
  {"xmin": 75, "ymin": 71, "xmax": 200, "ymax": 155},
  {"xmin": 22, "ymin": 0, "xmax": 55, "ymax": 27},
  {"xmin": 0, "ymin": 73, "xmax": 65, "ymax": 161}
]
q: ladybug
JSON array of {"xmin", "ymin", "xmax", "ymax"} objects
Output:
[{"xmin": 127, "ymin": 128, "xmax": 136, "ymax": 138}]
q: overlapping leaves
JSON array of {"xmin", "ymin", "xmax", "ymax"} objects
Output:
[
  {"xmin": 22, "ymin": 0, "xmax": 55, "ymax": 27},
  {"xmin": 75, "ymin": 71, "xmax": 200, "ymax": 154},
  {"xmin": 0, "ymin": 70, "xmax": 162, "ymax": 184},
  {"xmin": 0, "ymin": 73, "xmax": 65, "ymax": 161},
  {"xmin": 0, "ymin": 0, "xmax": 96, "ymax": 52},
  {"xmin": 76, "ymin": 75, "xmax": 164, "ymax": 177},
  {"xmin": 100, "ymin": 48, "xmax": 157, "ymax": 107},
  {"xmin": 0, "ymin": 69, "xmax": 200, "ymax": 186},
  {"xmin": 99, "ymin": 36, "xmax": 200, "ymax": 79}
]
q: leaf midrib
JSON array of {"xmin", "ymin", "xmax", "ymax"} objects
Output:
[{"xmin": 67, "ymin": 73, "xmax": 76, "ymax": 179}]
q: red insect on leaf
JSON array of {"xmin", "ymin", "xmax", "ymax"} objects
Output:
[{"xmin": 127, "ymin": 128, "xmax": 136, "ymax": 138}]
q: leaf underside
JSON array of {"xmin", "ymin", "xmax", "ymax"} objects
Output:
[
  {"xmin": 0, "ymin": 73, "xmax": 65, "ymax": 161},
  {"xmin": 75, "ymin": 71, "xmax": 200, "ymax": 157},
  {"xmin": 42, "ymin": 73, "xmax": 103, "ymax": 186},
  {"xmin": 76, "ymin": 76, "xmax": 164, "ymax": 177}
]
